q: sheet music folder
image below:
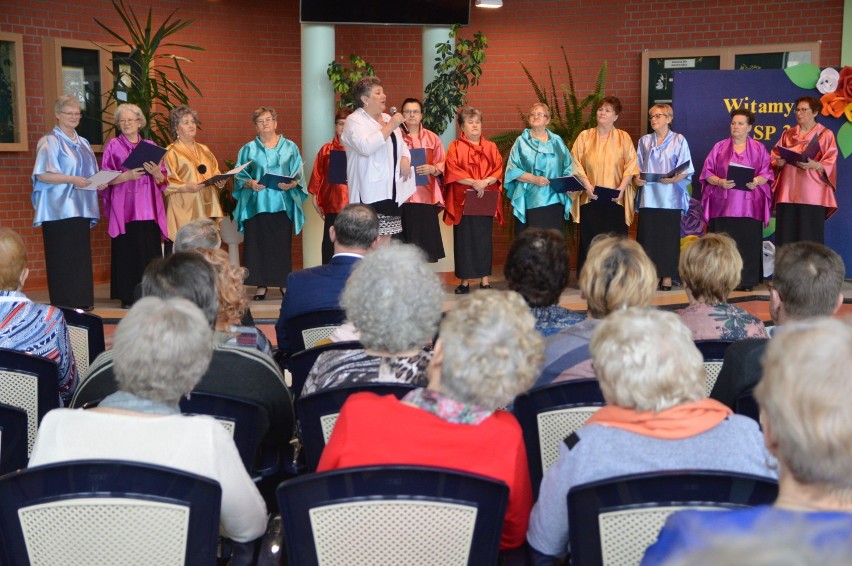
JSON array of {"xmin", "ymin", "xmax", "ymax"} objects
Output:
[
  {"xmin": 462, "ymin": 189, "xmax": 499, "ymax": 216},
  {"xmin": 121, "ymin": 142, "xmax": 167, "ymax": 170},
  {"xmin": 726, "ymin": 163, "xmax": 755, "ymax": 191},
  {"xmin": 588, "ymin": 186, "xmax": 620, "ymax": 205},
  {"xmin": 328, "ymin": 150, "xmax": 347, "ymax": 184},
  {"xmin": 549, "ymin": 175, "xmax": 585, "ymax": 193},
  {"xmin": 409, "ymin": 148, "xmax": 429, "ymax": 186},
  {"xmin": 639, "ymin": 160, "xmax": 691, "ymax": 182},
  {"xmin": 775, "ymin": 136, "xmax": 820, "ymax": 164},
  {"xmin": 259, "ymin": 173, "xmax": 295, "ymax": 190}
]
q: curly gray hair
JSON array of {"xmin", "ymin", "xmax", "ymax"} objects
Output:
[
  {"xmin": 340, "ymin": 242, "xmax": 442, "ymax": 353},
  {"xmin": 438, "ymin": 290, "xmax": 544, "ymax": 410},
  {"xmin": 113, "ymin": 297, "xmax": 214, "ymax": 404}
]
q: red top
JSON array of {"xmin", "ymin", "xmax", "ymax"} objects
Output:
[
  {"xmin": 442, "ymin": 134, "xmax": 504, "ymax": 226},
  {"xmin": 308, "ymin": 135, "xmax": 349, "ymax": 215},
  {"xmin": 317, "ymin": 392, "xmax": 533, "ymax": 550}
]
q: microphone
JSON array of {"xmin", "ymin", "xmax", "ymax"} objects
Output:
[{"xmin": 389, "ymin": 106, "xmax": 409, "ymax": 134}]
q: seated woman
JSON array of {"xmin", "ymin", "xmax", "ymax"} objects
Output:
[
  {"xmin": 28, "ymin": 297, "xmax": 267, "ymax": 544},
  {"xmin": 527, "ymin": 308, "xmax": 777, "ymax": 561},
  {"xmin": 644, "ymin": 317, "xmax": 852, "ymax": 563},
  {"xmin": 195, "ymin": 247, "xmax": 272, "ymax": 355},
  {"xmin": 301, "ymin": 242, "xmax": 442, "ymax": 396},
  {"xmin": 318, "ymin": 290, "xmax": 544, "ymax": 551},
  {"xmin": 0, "ymin": 228, "xmax": 77, "ymax": 404},
  {"xmin": 678, "ymin": 233, "xmax": 768, "ymax": 341},
  {"xmin": 537, "ymin": 235, "xmax": 656, "ymax": 386},
  {"xmin": 504, "ymin": 228, "xmax": 584, "ymax": 337}
]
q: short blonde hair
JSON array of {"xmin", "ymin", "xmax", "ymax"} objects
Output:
[
  {"xmin": 679, "ymin": 233, "xmax": 742, "ymax": 303},
  {"xmin": 54, "ymin": 95, "xmax": 80, "ymax": 114},
  {"xmin": 195, "ymin": 247, "xmax": 249, "ymax": 328},
  {"xmin": 649, "ymin": 103, "xmax": 673, "ymax": 119},
  {"xmin": 439, "ymin": 290, "xmax": 544, "ymax": 410},
  {"xmin": 580, "ymin": 236, "xmax": 657, "ymax": 318},
  {"xmin": 530, "ymin": 102, "xmax": 550, "ymax": 118},
  {"xmin": 114, "ymin": 103, "xmax": 147, "ymax": 129},
  {"xmin": 0, "ymin": 228, "xmax": 27, "ymax": 290},
  {"xmin": 591, "ymin": 308, "xmax": 705, "ymax": 412},
  {"xmin": 756, "ymin": 317, "xmax": 852, "ymax": 496}
]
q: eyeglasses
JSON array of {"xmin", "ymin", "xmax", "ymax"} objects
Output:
[
  {"xmin": 402, "ymin": 109, "xmax": 421, "ymax": 115},
  {"xmin": 118, "ymin": 119, "xmax": 139, "ymax": 125},
  {"xmin": 649, "ymin": 114, "xmax": 668, "ymax": 120},
  {"xmin": 255, "ymin": 117, "xmax": 275, "ymax": 124},
  {"xmin": 794, "ymin": 107, "xmax": 813, "ymax": 113},
  {"xmin": 529, "ymin": 112, "xmax": 548, "ymax": 118},
  {"xmin": 180, "ymin": 119, "xmax": 196, "ymax": 126},
  {"xmin": 335, "ymin": 120, "xmax": 346, "ymax": 126},
  {"xmin": 60, "ymin": 111, "xmax": 82, "ymax": 117}
]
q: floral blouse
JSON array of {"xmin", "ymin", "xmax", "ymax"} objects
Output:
[{"xmin": 678, "ymin": 302, "xmax": 769, "ymax": 342}]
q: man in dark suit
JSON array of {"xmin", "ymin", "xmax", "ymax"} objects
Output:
[
  {"xmin": 711, "ymin": 241, "xmax": 845, "ymax": 408},
  {"xmin": 275, "ymin": 203, "xmax": 379, "ymax": 353}
]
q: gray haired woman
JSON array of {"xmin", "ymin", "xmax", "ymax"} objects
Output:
[
  {"xmin": 301, "ymin": 241, "xmax": 442, "ymax": 395},
  {"xmin": 28, "ymin": 297, "xmax": 267, "ymax": 544}
]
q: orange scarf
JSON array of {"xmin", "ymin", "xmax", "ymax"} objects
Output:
[{"xmin": 585, "ymin": 398, "xmax": 733, "ymax": 440}]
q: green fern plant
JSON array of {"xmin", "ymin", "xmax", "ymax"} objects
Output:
[
  {"xmin": 491, "ymin": 48, "xmax": 606, "ymax": 157},
  {"xmin": 94, "ymin": 0, "xmax": 204, "ymax": 147}
]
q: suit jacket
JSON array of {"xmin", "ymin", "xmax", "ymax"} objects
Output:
[
  {"xmin": 274, "ymin": 254, "xmax": 361, "ymax": 353},
  {"xmin": 710, "ymin": 338, "xmax": 769, "ymax": 409}
]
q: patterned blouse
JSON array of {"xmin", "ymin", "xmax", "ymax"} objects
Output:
[
  {"xmin": 0, "ymin": 291, "xmax": 78, "ymax": 404},
  {"xmin": 531, "ymin": 305, "xmax": 585, "ymax": 337},
  {"xmin": 301, "ymin": 348, "xmax": 431, "ymax": 396},
  {"xmin": 678, "ymin": 302, "xmax": 769, "ymax": 342}
]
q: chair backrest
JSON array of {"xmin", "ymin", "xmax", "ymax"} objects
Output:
[
  {"xmin": 694, "ymin": 340, "xmax": 734, "ymax": 396},
  {"xmin": 568, "ymin": 470, "xmax": 779, "ymax": 566},
  {"xmin": 296, "ymin": 383, "xmax": 418, "ymax": 472},
  {"xmin": 0, "ymin": 402, "xmax": 28, "ymax": 475},
  {"xmin": 0, "ymin": 349, "xmax": 60, "ymax": 457},
  {"xmin": 512, "ymin": 379, "xmax": 606, "ymax": 499},
  {"xmin": 179, "ymin": 392, "xmax": 262, "ymax": 472},
  {"xmin": 734, "ymin": 388, "xmax": 760, "ymax": 424},
  {"xmin": 0, "ymin": 459, "xmax": 221, "ymax": 566},
  {"xmin": 285, "ymin": 340, "xmax": 363, "ymax": 401},
  {"xmin": 284, "ymin": 308, "xmax": 347, "ymax": 353},
  {"xmin": 59, "ymin": 308, "xmax": 106, "ymax": 379},
  {"xmin": 276, "ymin": 464, "xmax": 508, "ymax": 566}
]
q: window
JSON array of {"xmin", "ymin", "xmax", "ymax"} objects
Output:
[{"xmin": 0, "ymin": 32, "xmax": 28, "ymax": 151}]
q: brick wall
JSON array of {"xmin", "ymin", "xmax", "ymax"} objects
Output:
[{"xmin": 1, "ymin": 0, "xmax": 843, "ymax": 288}]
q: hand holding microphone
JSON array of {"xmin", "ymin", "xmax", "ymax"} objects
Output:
[{"xmin": 388, "ymin": 106, "xmax": 407, "ymax": 132}]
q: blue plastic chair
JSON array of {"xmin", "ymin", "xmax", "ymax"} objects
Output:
[
  {"xmin": 0, "ymin": 348, "xmax": 60, "ymax": 457},
  {"xmin": 0, "ymin": 459, "xmax": 222, "ymax": 566},
  {"xmin": 179, "ymin": 391, "xmax": 262, "ymax": 472},
  {"xmin": 296, "ymin": 382, "xmax": 417, "ymax": 472},
  {"xmin": 276, "ymin": 464, "xmax": 508, "ymax": 566},
  {"xmin": 568, "ymin": 470, "xmax": 779, "ymax": 565},
  {"xmin": 0, "ymin": 402, "xmax": 27, "ymax": 475},
  {"xmin": 59, "ymin": 307, "xmax": 106, "ymax": 378},
  {"xmin": 512, "ymin": 378, "xmax": 605, "ymax": 499}
]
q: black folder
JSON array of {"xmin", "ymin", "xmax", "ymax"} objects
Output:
[
  {"xmin": 329, "ymin": 150, "xmax": 347, "ymax": 184},
  {"xmin": 121, "ymin": 142, "xmax": 167, "ymax": 170},
  {"xmin": 639, "ymin": 160, "xmax": 691, "ymax": 182},
  {"xmin": 726, "ymin": 163, "xmax": 755, "ymax": 191}
]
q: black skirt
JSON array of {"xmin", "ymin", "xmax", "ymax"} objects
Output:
[
  {"xmin": 401, "ymin": 203, "xmax": 445, "ymax": 263},
  {"xmin": 243, "ymin": 212, "xmax": 293, "ymax": 287},
  {"xmin": 453, "ymin": 215, "xmax": 493, "ymax": 280},
  {"xmin": 42, "ymin": 217, "xmax": 94, "ymax": 309},
  {"xmin": 577, "ymin": 203, "xmax": 628, "ymax": 274},
  {"xmin": 636, "ymin": 208, "xmax": 682, "ymax": 278},
  {"xmin": 321, "ymin": 213, "xmax": 337, "ymax": 265},
  {"xmin": 515, "ymin": 203, "xmax": 565, "ymax": 237},
  {"xmin": 775, "ymin": 203, "xmax": 825, "ymax": 248},
  {"xmin": 110, "ymin": 220, "xmax": 163, "ymax": 304},
  {"xmin": 708, "ymin": 217, "xmax": 763, "ymax": 287}
]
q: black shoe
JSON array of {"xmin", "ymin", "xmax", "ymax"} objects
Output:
[
  {"xmin": 658, "ymin": 285, "xmax": 672, "ymax": 291},
  {"xmin": 454, "ymin": 284, "xmax": 470, "ymax": 295},
  {"xmin": 480, "ymin": 283, "xmax": 493, "ymax": 289},
  {"xmin": 80, "ymin": 306, "xmax": 94, "ymax": 312},
  {"xmin": 736, "ymin": 286, "xmax": 753, "ymax": 292},
  {"xmin": 253, "ymin": 287, "xmax": 268, "ymax": 301},
  {"xmin": 120, "ymin": 301, "xmax": 132, "ymax": 309}
]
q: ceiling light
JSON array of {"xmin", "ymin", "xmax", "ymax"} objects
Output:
[{"xmin": 475, "ymin": 0, "xmax": 503, "ymax": 8}]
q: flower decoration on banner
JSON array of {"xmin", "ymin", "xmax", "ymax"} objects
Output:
[
  {"xmin": 680, "ymin": 198, "xmax": 706, "ymax": 238},
  {"xmin": 785, "ymin": 63, "xmax": 852, "ymax": 158}
]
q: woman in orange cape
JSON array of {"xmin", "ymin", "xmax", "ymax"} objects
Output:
[{"xmin": 443, "ymin": 106, "xmax": 503, "ymax": 294}]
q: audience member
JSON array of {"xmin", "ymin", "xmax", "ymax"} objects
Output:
[
  {"xmin": 301, "ymin": 242, "xmax": 440, "ymax": 396},
  {"xmin": 710, "ymin": 241, "xmax": 844, "ymax": 407},
  {"xmin": 173, "ymin": 217, "xmax": 221, "ymax": 252},
  {"xmin": 644, "ymin": 317, "xmax": 852, "ymax": 564},
  {"xmin": 318, "ymin": 290, "xmax": 544, "ymax": 551},
  {"xmin": 536, "ymin": 235, "xmax": 656, "ymax": 386},
  {"xmin": 678, "ymin": 233, "xmax": 768, "ymax": 340},
  {"xmin": 0, "ymin": 228, "xmax": 77, "ymax": 404},
  {"xmin": 274, "ymin": 203, "xmax": 378, "ymax": 353},
  {"xmin": 70, "ymin": 253, "xmax": 293, "ymax": 446},
  {"xmin": 196, "ymin": 247, "xmax": 272, "ymax": 355},
  {"xmin": 527, "ymin": 308, "xmax": 776, "ymax": 562},
  {"xmin": 504, "ymin": 228, "xmax": 584, "ymax": 337},
  {"xmin": 29, "ymin": 297, "xmax": 267, "ymax": 543}
]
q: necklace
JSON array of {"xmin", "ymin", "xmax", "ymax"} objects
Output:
[{"xmin": 180, "ymin": 138, "xmax": 207, "ymax": 175}]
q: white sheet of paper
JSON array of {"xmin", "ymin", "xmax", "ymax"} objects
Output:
[{"xmin": 79, "ymin": 170, "xmax": 122, "ymax": 189}]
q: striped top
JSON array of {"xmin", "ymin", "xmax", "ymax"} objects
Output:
[{"xmin": 0, "ymin": 291, "xmax": 78, "ymax": 404}]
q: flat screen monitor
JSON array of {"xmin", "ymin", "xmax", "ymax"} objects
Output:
[{"xmin": 300, "ymin": 0, "xmax": 471, "ymax": 26}]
